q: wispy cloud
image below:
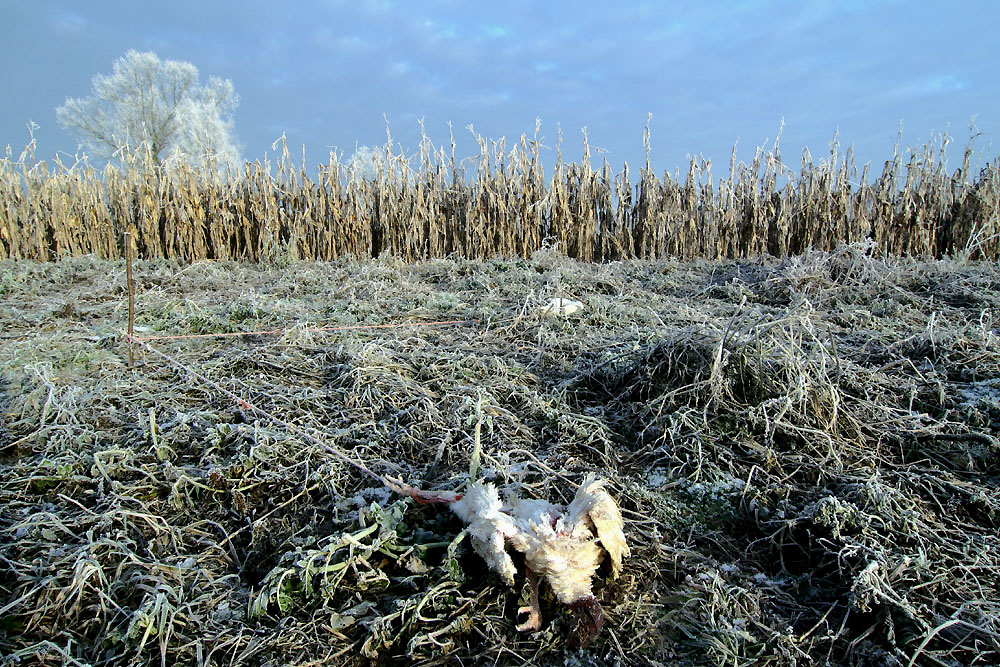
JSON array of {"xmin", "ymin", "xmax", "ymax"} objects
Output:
[
  {"xmin": 360, "ymin": 0, "xmax": 393, "ymax": 13},
  {"xmin": 423, "ymin": 19, "xmax": 457, "ymax": 41},
  {"xmin": 483, "ymin": 25, "xmax": 507, "ymax": 39},
  {"xmin": 51, "ymin": 11, "xmax": 88, "ymax": 34},
  {"xmin": 2, "ymin": 0, "xmax": 996, "ymax": 175},
  {"xmin": 879, "ymin": 74, "xmax": 970, "ymax": 103},
  {"xmin": 918, "ymin": 75, "xmax": 968, "ymax": 95}
]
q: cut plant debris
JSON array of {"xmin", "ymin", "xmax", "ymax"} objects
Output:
[{"xmin": 1, "ymin": 244, "xmax": 998, "ymax": 665}]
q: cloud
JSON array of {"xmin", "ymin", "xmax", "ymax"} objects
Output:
[
  {"xmin": 52, "ymin": 11, "xmax": 88, "ymax": 33},
  {"xmin": 423, "ymin": 19, "xmax": 457, "ymax": 41},
  {"xmin": 918, "ymin": 75, "xmax": 968, "ymax": 95},
  {"xmin": 4, "ymin": 0, "xmax": 995, "ymax": 176},
  {"xmin": 360, "ymin": 0, "xmax": 393, "ymax": 13},
  {"xmin": 878, "ymin": 74, "xmax": 970, "ymax": 103},
  {"xmin": 472, "ymin": 91, "xmax": 512, "ymax": 106},
  {"xmin": 389, "ymin": 60, "xmax": 413, "ymax": 76},
  {"xmin": 327, "ymin": 33, "xmax": 376, "ymax": 53}
]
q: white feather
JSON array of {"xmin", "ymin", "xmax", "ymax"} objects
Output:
[
  {"xmin": 447, "ymin": 477, "xmax": 629, "ymax": 609},
  {"xmin": 539, "ymin": 298, "xmax": 584, "ymax": 318},
  {"xmin": 448, "ymin": 482, "xmax": 519, "ymax": 585}
]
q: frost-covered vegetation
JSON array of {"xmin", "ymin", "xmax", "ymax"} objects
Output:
[
  {"xmin": 55, "ymin": 50, "xmax": 241, "ymax": 173},
  {"xmin": 1, "ymin": 245, "xmax": 998, "ymax": 665}
]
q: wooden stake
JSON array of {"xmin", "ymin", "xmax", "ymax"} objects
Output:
[{"xmin": 125, "ymin": 230, "xmax": 135, "ymax": 367}]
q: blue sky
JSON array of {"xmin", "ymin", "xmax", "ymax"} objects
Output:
[{"xmin": 2, "ymin": 0, "xmax": 997, "ymax": 177}]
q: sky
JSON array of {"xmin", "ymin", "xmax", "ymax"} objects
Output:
[{"xmin": 2, "ymin": 0, "xmax": 998, "ymax": 179}]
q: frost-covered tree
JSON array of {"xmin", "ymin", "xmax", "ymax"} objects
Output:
[
  {"xmin": 346, "ymin": 145, "xmax": 412, "ymax": 184},
  {"xmin": 56, "ymin": 50, "xmax": 241, "ymax": 172},
  {"xmin": 346, "ymin": 145, "xmax": 380, "ymax": 181}
]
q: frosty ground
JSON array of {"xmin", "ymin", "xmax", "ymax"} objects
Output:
[{"xmin": 1, "ymin": 245, "xmax": 998, "ymax": 665}]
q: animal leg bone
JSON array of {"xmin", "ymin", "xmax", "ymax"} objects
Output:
[
  {"xmin": 383, "ymin": 476, "xmax": 462, "ymax": 504},
  {"xmin": 516, "ymin": 568, "xmax": 543, "ymax": 632}
]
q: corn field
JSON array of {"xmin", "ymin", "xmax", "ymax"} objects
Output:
[{"xmin": 2, "ymin": 124, "xmax": 998, "ymax": 262}]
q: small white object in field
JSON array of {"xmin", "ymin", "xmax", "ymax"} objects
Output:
[
  {"xmin": 398, "ymin": 475, "xmax": 628, "ymax": 643},
  {"xmin": 539, "ymin": 297, "xmax": 584, "ymax": 318}
]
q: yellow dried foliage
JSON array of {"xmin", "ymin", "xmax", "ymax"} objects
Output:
[{"xmin": 1, "ymin": 126, "xmax": 997, "ymax": 262}]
